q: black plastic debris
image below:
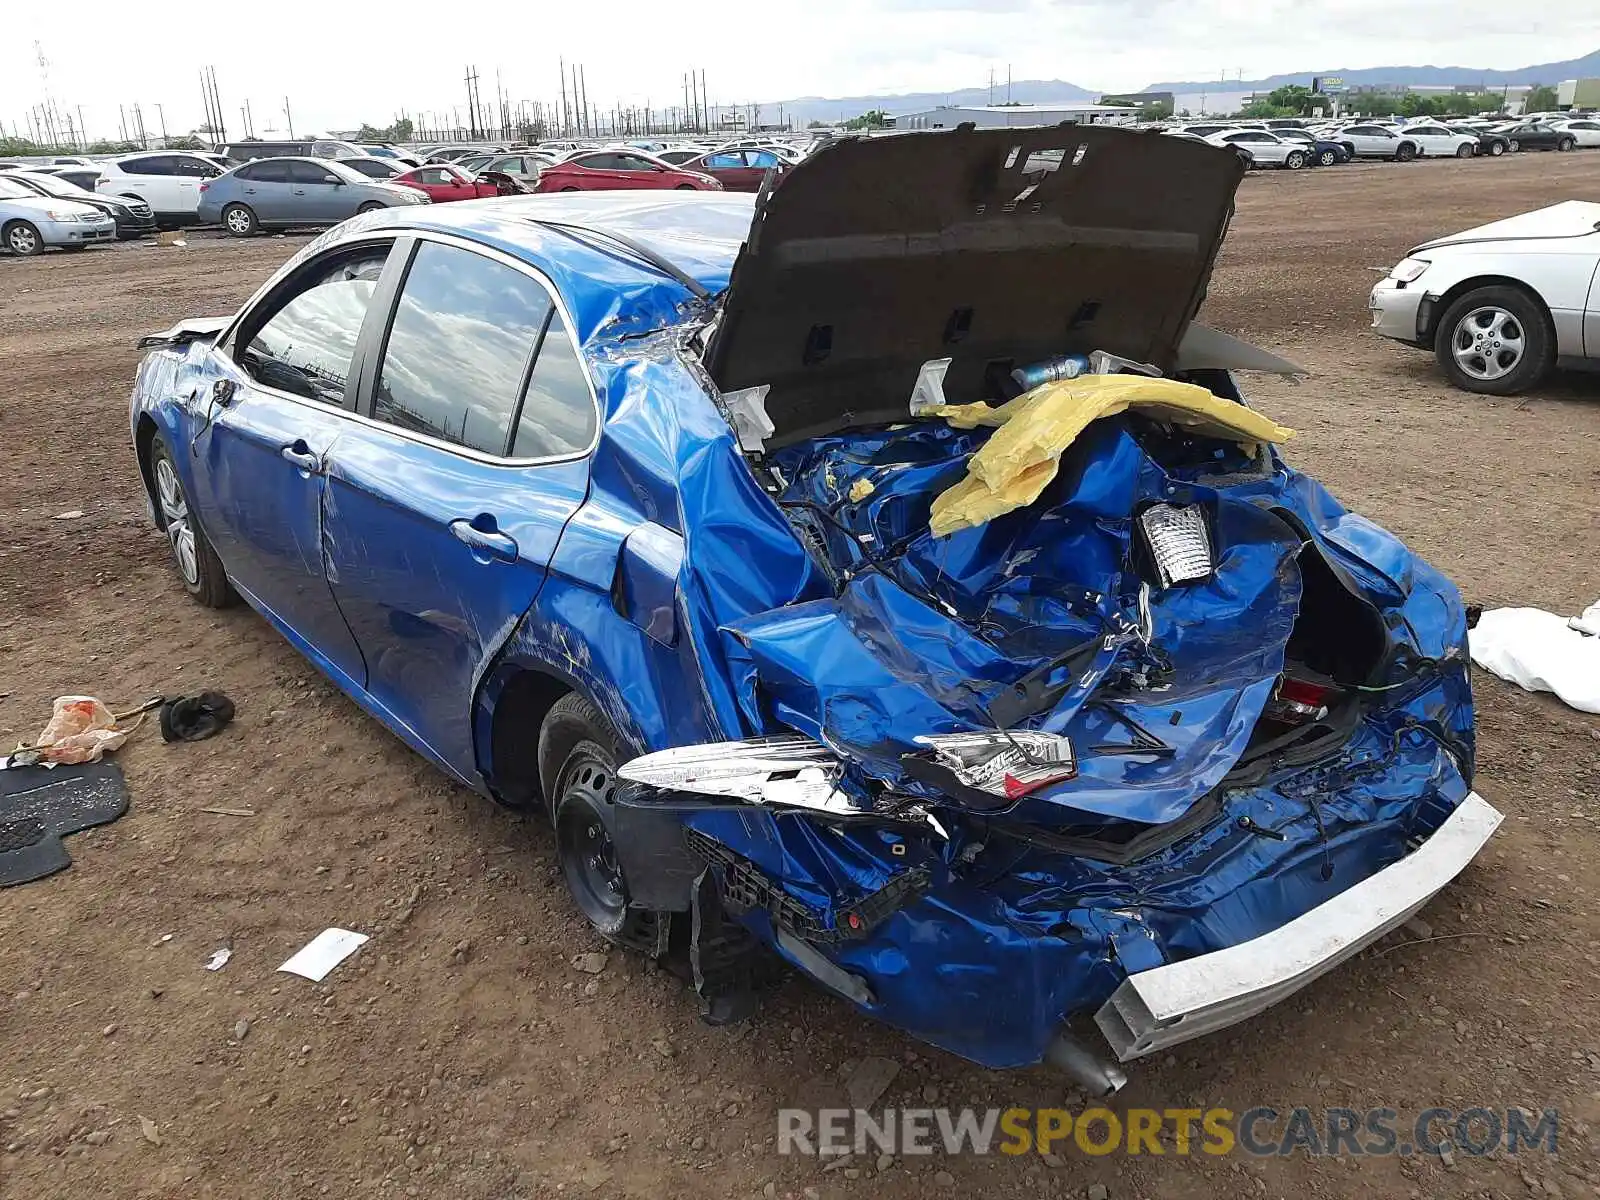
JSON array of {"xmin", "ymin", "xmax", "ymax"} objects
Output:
[{"xmin": 160, "ymin": 691, "xmax": 236, "ymax": 743}]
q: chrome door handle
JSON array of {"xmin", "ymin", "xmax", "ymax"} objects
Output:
[
  {"xmin": 280, "ymin": 445, "xmax": 320, "ymax": 472},
  {"xmin": 449, "ymin": 519, "xmax": 517, "ymax": 561}
]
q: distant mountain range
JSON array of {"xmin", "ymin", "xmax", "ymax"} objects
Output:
[
  {"xmin": 1144, "ymin": 48, "xmax": 1600, "ymax": 94},
  {"xmin": 761, "ymin": 48, "xmax": 1600, "ymax": 126}
]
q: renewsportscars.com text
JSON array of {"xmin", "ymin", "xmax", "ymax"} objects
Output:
[{"xmin": 778, "ymin": 1106, "xmax": 1558, "ymax": 1158}]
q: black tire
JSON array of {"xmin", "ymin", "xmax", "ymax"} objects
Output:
[
  {"xmin": 559, "ymin": 185, "xmax": 579, "ymax": 192},
  {"xmin": 674, "ymin": 182, "xmax": 697, "ymax": 189},
  {"xmin": 147, "ymin": 433, "xmax": 235, "ymax": 607},
  {"xmin": 221, "ymin": 203, "xmax": 257, "ymax": 237},
  {"xmin": 357, "ymin": 201, "xmax": 386, "ymax": 214},
  {"xmin": 1284, "ymin": 150, "xmax": 1307, "ymax": 170},
  {"xmin": 1395, "ymin": 142, "xmax": 1417, "ymax": 162},
  {"xmin": 537, "ymin": 693, "xmax": 651, "ymax": 945},
  {"xmin": 1488, "ymin": 141, "xmax": 1505, "ymax": 156},
  {"xmin": 1558, "ymin": 137, "xmax": 1576, "ymax": 152},
  {"xmin": 1340, "ymin": 142, "xmax": 1356, "ymax": 160},
  {"xmin": 3, "ymin": 220, "xmax": 44, "ymax": 256},
  {"xmin": 1432, "ymin": 285, "xmax": 1554, "ymax": 396},
  {"xmin": 1317, "ymin": 149, "xmax": 1337, "ymax": 166},
  {"xmin": 1456, "ymin": 142, "xmax": 1475, "ymax": 158}
]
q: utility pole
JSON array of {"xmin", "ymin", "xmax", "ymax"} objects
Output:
[
  {"xmin": 989, "ymin": 66, "xmax": 995, "ymax": 106},
  {"xmin": 579, "ymin": 65, "xmax": 589, "ymax": 137},
  {"xmin": 700, "ymin": 69, "xmax": 708, "ymax": 132},
  {"xmin": 77, "ymin": 105, "xmax": 86, "ymax": 148},
  {"xmin": 284, "ymin": 96, "xmax": 294, "ymax": 138},
  {"xmin": 155, "ymin": 102, "xmax": 168, "ymax": 145}
]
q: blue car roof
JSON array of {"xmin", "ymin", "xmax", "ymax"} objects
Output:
[{"xmin": 356, "ymin": 193, "xmax": 757, "ymax": 345}]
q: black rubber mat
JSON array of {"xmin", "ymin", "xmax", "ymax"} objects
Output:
[{"xmin": 0, "ymin": 761, "xmax": 128, "ymax": 886}]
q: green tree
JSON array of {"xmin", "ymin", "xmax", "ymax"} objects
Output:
[
  {"xmin": 1144, "ymin": 101, "xmax": 1174, "ymax": 121},
  {"xmin": 843, "ymin": 109, "xmax": 889, "ymax": 130},
  {"xmin": 807, "ymin": 119, "xmax": 827, "ymax": 129},
  {"xmin": 1524, "ymin": 84, "xmax": 1559, "ymax": 112},
  {"xmin": 1266, "ymin": 84, "xmax": 1313, "ymax": 114}
]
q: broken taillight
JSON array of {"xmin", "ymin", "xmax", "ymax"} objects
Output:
[
  {"xmin": 914, "ymin": 731, "xmax": 1077, "ymax": 799},
  {"xmin": 1263, "ymin": 675, "xmax": 1338, "ymax": 725}
]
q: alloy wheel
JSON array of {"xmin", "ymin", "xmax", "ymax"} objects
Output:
[
  {"xmin": 154, "ymin": 456, "xmax": 200, "ymax": 586},
  {"xmin": 7, "ymin": 224, "xmax": 39, "ymax": 255},
  {"xmin": 1450, "ymin": 307, "xmax": 1525, "ymax": 383},
  {"xmin": 225, "ymin": 207, "xmax": 252, "ymax": 235}
]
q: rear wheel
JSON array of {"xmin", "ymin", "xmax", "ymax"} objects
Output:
[
  {"xmin": 1433, "ymin": 285, "xmax": 1553, "ymax": 396},
  {"xmin": 1558, "ymin": 137, "xmax": 1576, "ymax": 152},
  {"xmin": 1395, "ymin": 142, "xmax": 1417, "ymax": 162},
  {"xmin": 1284, "ymin": 150, "xmax": 1307, "ymax": 170},
  {"xmin": 538, "ymin": 694, "xmax": 652, "ymax": 946},
  {"xmin": 559, "ymin": 185, "xmax": 579, "ymax": 192},
  {"xmin": 1455, "ymin": 142, "xmax": 1474, "ymax": 158},
  {"xmin": 221, "ymin": 203, "xmax": 257, "ymax": 237},
  {"xmin": 3, "ymin": 220, "xmax": 42, "ymax": 256},
  {"xmin": 1317, "ymin": 149, "xmax": 1337, "ymax": 166},
  {"xmin": 148, "ymin": 433, "xmax": 235, "ymax": 607},
  {"xmin": 1488, "ymin": 140, "xmax": 1505, "ymax": 156},
  {"xmin": 1507, "ymin": 139, "xmax": 1521, "ymax": 152},
  {"xmin": 1340, "ymin": 142, "xmax": 1356, "ymax": 160}
]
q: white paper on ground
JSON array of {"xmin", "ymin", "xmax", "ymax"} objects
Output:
[
  {"xmin": 277, "ymin": 928, "xmax": 369, "ymax": 981},
  {"xmin": 1469, "ymin": 601, "xmax": 1600, "ymax": 715}
]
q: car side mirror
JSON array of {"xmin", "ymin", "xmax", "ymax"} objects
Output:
[
  {"xmin": 211, "ymin": 379, "xmax": 237, "ymax": 407},
  {"xmin": 325, "ymin": 175, "xmax": 343, "ymax": 186}
]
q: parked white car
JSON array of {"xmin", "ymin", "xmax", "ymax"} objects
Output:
[
  {"xmin": 95, "ymin": 152, "xmax": 226, "ymax": 224},
  {"xmin": 1368, "ymin": 200, "xmax": 1600, "ymax": 394},
  {"xmin": 1393, "ymin": 123, "xmax": 1481, "ymax": 158},
  {"xmin": 1204, "ymin": 128, "xmax": 1311, "ymax": 169},
  {"xmin": 1330, "ymin": 124, "xmax": 1422, "ymax": 161},
  {"xmin": 0, "ymin": 174, "xmax": 117, "ymax": 255},
  {"xmin": 1551, "ymin": 118, "xmax": 1600, "ymax": 148}
]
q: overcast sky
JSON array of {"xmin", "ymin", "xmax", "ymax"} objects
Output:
[{"xmin": 4, "ymin": 0, "xmax": 1597, "ymax": 140}]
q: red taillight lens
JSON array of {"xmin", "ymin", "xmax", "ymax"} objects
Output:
[
  {"xmin": 1278, "ymin": 677, "xmax": 1334, "ymax": 708},
  {"xmin": 199, "ymin": 182, "xmax": 209, "ymax": 192}
]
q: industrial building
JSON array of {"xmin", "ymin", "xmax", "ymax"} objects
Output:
[{"xmin": 895, "ymin": 102, "xmax": 1140, "ymax": 130}]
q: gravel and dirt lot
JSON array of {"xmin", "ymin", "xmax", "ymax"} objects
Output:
[{"xmin": 2, "ymin": 152, "xmax": 1599, "ymax": 1200}]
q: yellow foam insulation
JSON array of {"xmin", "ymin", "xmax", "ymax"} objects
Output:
[
  {"xmin": 848, "ymin": 478, "xmax": 876, "ymax": 503},
  {"xmin": 927, "ymin": 375, "xmax": 1294, "ymax": 537}
]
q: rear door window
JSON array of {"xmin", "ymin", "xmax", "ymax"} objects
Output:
[
  {"xmin": 123, "ymin": 155, "xmax": 176, "ymax": 176},
  {"xmin": 372, "ymin": 242, "xmax": 553, "ymax": 455}
]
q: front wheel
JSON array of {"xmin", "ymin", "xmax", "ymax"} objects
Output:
[
  {"xmin": 538, "ymin": 694, "xmax": 653, "ymax": 946},
  {"xmin": 148, "ymin": 434, "xmax": 235, "ymax": 607},
  {"xmin": 1433, "ymin": 286, "xmax": 1553, "ymax": 396},
  {"xmin": 1456, "ymin": 143, "xmax": 1475, "ymax": 158},
  {"xmin": 674, "ymin": 182, "xmax": 698, "ymax": 189},
  {"xmin": 3, "ymin": 220, "xmax": 43, "ymax": 256},
  {"xmin": 357, "ymin": 201, "xmax": 386, "ymax": 214},
  {"xmin": 221, "ymin": 203, "xmax": 257, "ymax": 236},
  {"xmin": 1284, "ymin": 150, "xmax": 1307, "ymax": 170}
]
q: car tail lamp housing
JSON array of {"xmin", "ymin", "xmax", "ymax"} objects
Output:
[
  {"xmin": 914, "ymin": 731, "xmax": 1077, "ymax": 800},
  {"xmin": 1139, "ymin": 503, "xmax": 1214, "ymax": 587}
]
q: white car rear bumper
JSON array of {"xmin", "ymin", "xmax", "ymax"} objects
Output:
[{"xmin": 1095, "ymin": 791, "xmax": 1502, "ymax": 1061}]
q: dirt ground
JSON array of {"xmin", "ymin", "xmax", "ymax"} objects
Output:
[{"xmin": 2, "ymin": 152, "xmax": 1599, "ymax": 1200}]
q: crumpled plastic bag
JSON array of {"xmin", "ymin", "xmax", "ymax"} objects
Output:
[
  {"xmin": 927, "ymin": 374, "xmax": 1296, "ymax": 536},
  {"xmin": 1469, "ymin": 601, "xmax": 1600, "ymax": 714},
  {"xmin": 32, "ymin": 696, "xmax": 133, "ymax": 764}
]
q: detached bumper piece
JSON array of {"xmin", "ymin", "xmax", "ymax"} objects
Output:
[
  {"xmin": 1094, "ymin": 790, "xmax": 1502, "ymax": 1061},
  {"xmin": 685, "ymin": 827, "xmax": 931, "ymax": 944}
]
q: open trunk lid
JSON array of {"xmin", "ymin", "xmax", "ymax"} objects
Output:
[{"xmin": 703, "ymin": 124, "xmax": 1246, "ymax": 448}]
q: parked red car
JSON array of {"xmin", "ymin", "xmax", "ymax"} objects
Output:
[
  {"xmin": 680, "ymin": 148, "xmax": 789, "ymax": 192},
  {"xmin": 533, "ymin": 149, "xmax": 722, "ymax": 193},
  {"xmin": 392, "ymin": 164, "xmax": 498, "ymax": 203}
]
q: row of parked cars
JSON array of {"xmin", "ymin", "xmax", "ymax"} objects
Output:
[
  {"xmin": 1165, "ymin": 113, "xmax": 1600, "ymax": 169},
  {"xmin": 0, "ymin": 135, "xmax": 812, "ymax": 251}
]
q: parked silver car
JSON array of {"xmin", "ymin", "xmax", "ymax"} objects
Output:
[
  {"xmin": 196, "ymin": 157, "xmax": 429, "ymax": 235},
  {"xmin": 0, "ymin": 175, "xmax": 117, "ymax": 255}
]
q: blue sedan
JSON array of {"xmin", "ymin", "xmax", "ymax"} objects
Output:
[{"xmin": 129, "ymin": 127, "xmax": 1497, "ymax": 1084}]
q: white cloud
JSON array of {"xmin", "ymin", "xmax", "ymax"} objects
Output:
[{"xmin": 2, "ymin": 0, "xmax": 1596, "ymax": 141}]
